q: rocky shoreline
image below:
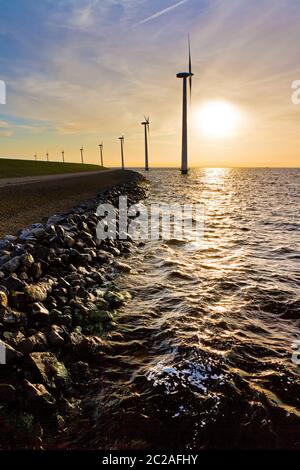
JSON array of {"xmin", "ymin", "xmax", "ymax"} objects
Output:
[{"xmin": 0, "ymin": 172, "xmax": 147, "ymax": 449}]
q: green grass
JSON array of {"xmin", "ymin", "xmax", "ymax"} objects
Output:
[{"xmin": 0, "ymin": 158, "xmax": 104, "ymax": 179}]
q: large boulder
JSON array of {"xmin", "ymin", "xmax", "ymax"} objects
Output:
[
  {"xmin": 25, "ymin": 280, "xmax": 53, "ymax": 302},
  {"xmin": 28, "ymin": 352, "xmax": 70, "ymax": 388},
  {"xmin": 1, "ymin": 256, "xmax": 21, "ymax": 274},
  {"xmin": 23, "ymin": 379, "xmax": 56, "ymax": 407}
]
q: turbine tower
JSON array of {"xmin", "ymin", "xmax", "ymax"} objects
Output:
[
  {"xmin": 141, "ymin": 116, "xmax": 150, "ymax": 171},
  {"xmin": 98, "ymin": 142, "xmax": 104, "ymax": 166},
  {"xmin": 119, "ymin": 136, "xmax": 125, "ymax": 170},
  {"xmin": 62, "ymin": 150, "xmax": 65, "ymax": 163},
  {"xmin": 176, "ymin": 36, "xmax": 193, "ymax": 174},
  {"xmin": 34, "ymin": 154, "xmax": 37, "ymax": 161},
  {"xmin": 46, "ymin": 152, "xmax": 49, "ymax": 162},
  {"xmin": 80, "ymin": 146, "xmax": 84, "ymax": 164}
]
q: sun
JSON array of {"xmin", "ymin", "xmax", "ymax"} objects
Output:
[{"xmin": 196, "ymin": 101, "xmax": 241, "ymax": 138}]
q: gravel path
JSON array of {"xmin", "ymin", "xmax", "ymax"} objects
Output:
[{"xmin": 0, "ymin": 169, "xmax": 137, "ymax": 238}]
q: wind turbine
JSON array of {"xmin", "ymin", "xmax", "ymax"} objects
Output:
[
  {"xmin": 34, "ymin": 154, "xmax": 37, "ymax": 161},
  {"xmin": 176, "ymin": 36, "xmax": 194, "ymax": 174},
  {"xmin": 98, "ymin": 142, "xmax": 104, "ymax": 166},
  {"xmin": 80, "ymin": 146, "xmax": 84, "ymax": 164},
  {"xmin": 46, "ymin": 152, "xmax": 49, "ymax": 162},
  {"xmin": 141, "ymin": 116, "xmax": 150, "ymax": 171},
  {"xmin": 119, "ymin": 136, "xmax": 125, "ymax": 170},
  {"xmin": 62, "ymin": 150, "xmax": 65, "ymax": 163}
]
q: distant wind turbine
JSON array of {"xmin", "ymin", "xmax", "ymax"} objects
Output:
[
  {"xmin": 62, "ymin": 150, "xmax": 65, "ymax": 163},
  {"xmin": 176, "ymin": 36, "xmax": 193, "ymax": 174},
  {"xmin": 119, "ymin": 136, "xmax": 125, "ymax": 170},
  {"xmin": 80, "ymin": 146, "xmax": 84, "ymax": 164},
  {"xmin": 34, "ymin": 154, "xmax": 37, "ymax": 161},
  {"xmin": 46, "ymin": 152, "xmax": 49, "ymax": 162},
  {"xmin": 98, "ymin": 142, "xmax": 104, "ymax": 166},
  {"xmin": 141, "ymin": 116, "xmax": 150, "ymax": 171}
]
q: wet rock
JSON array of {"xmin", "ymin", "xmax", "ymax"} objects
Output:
[
  {"xmin": 69, "ymin": 361, "xmax": 91, "ymax": 382},
  {"xmin": 114, "ymin": 261, "xmax": 132, "ymax": 273},
  {"xmin": 28, "ymin": 352, "xmax": 70, "ymax": 388},
  {"xmin": 23, "ymin": 379, "xmax": 56, "ymax": 407},
  {"xmin": 1, "ymin": 256, "xmax": 21, "ymax": 273},
  {"xmin": 0, "ymin": 384, "xmax": 16, "ymax": 402},
  {"xmin": 104, "ymin": 290, "xmax": 130, "ymax": 308},
  {"xmin": 68, "ymin": 330, "xmax": 104, "ymax": 358},
  {"xmin": 32, "ymin": 303, "xmax": 50, "ymax": 321}
]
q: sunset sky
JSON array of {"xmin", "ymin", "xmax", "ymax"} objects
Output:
[{"xmin": 0, "ymin": 0, "xmax": 300, "ymax": 167}]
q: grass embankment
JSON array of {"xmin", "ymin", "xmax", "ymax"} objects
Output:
[
  {"xmin": 0, "ymin": 159, "xmax": 103, "ymax": 179},
  {"xmin": 0, "ymin": 169, "xmax": 139, "ymax": 237}
]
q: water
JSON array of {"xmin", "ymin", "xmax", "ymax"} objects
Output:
[{"xmin": 77, "ymin": 168, "xmax": 300, "ymax": 449}]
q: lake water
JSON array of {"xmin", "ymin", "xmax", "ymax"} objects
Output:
[{"xmin": 80, "ymin": 168, "xmax": 300, "ymax": 449}]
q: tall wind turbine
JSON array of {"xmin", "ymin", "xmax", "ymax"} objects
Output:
[
  {"xmin": 176, "ymin": 36, "xmax": 194, "ymax": 174},
  {"xmin": 98, "ymin": 142, "xmax": 104, "ymax": 166},
  {"xmin": 141, "ymin": 116, "xmax": 150, "ymax": 171},
  {"xmin": 119, "ymin": 136, "xmax": 125, "ymax": 170},
  {"xmin": 62, "ymin": 150, "xmax": 65, "ymax": 163},
  {"xmin": 80, "ymin": 146, "xmax": 84, "ymax": 164},
  {"xmin": 34, "ymin": 154, "xmax": 37, "ymax": 161},
  {"xmin": 46, "ymin": 152, "xmax": 49, "ymax": 162}
]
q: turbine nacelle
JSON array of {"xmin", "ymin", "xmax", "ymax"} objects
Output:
[{"xmin": 176, "ymin": 72, "xmax": 193, "ymax": 78}]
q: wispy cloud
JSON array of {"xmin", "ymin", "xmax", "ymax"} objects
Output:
[{"xmin": 134, "ymin": 0, "xmax": 189, "ymax": 26}]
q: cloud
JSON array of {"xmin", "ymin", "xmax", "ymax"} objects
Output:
[{"xmin": 134, "ymin": 0, "xmax": 189, "ymax": 26}]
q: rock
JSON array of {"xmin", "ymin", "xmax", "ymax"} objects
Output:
[
  {"xmin": 69, "ymin": 361, "xmax": 91, "ymax": 382},
  {"xmin": 64, "ymin": 235, "xmax": 75, "ymax": 248},
  {"xmin": 114, "ymin": 261, "xmax": 132, "ymax": 273},
  {"xmin": 32, "ymin": 303, "xmax": 49, "ymax": 321},
  {"xmin": 0, "ymin": 290, "xmax": 8, "ymax": 308},
  {"xmin": 18, "ymin": 332, "xmax": 47, "ymax": 354},
  {"xmin": 28, "ymin": 352, "xmax": 70, "ymax": 388},
  {"xmin": 49, "ymin": 309, "xmax": 72, "ymax": 327},
  {"xmin": 4, "ymin": 330, "xmax": 25, "ymax": 347},
  {"xmin": 19, "ymin": 224, "xmax": 45, "ymax": 241},
  {"xmin": 0, "ymin": 384, "xmax": 16, "ymax": 402},
  {"xmin": 23, "ymin": 379, "xmax": 56, "ymax": 406},
  {"xmin": 8, "ymin": 291, "xmax": 26, "ymax": 310},
  {"xmin": 47, "ymin": 325, "xmax": 64, "ymax": 347},
  {"xmin": 20, "ymin": 253, "xmax": 34, "ymax": 267},
  {"xmin": 2, "ymin": 274, "xmax": 26, "ymax": 291},
  {"xmin": 104, "ymin": 290, "xmax": 130, "ymax": 308},
  {"xmin": 68, "ymin": 331, "xmax": 104, "ymax": 358},
  {"xmin": 0, "ymin": 339, "xmax": 23, "ymax": 363},
  {"xmin": 25, "ymin": 281, "xmax": 53, "ymax": 302},
  {"xmin": 1, "ymin": 308, "xmax": 27, "ymax": 327},
  {"xmin": 30, "ymin": 262, "xmax": 42, "ymax": 279},
  {"xmin": 1, "ymin": 256, "xmax": 21, "ymax": 273}
]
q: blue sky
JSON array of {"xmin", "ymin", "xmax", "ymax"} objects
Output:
[{"xmin": 0, "ymin": 0, "xmax": 300, "ymax": 166}]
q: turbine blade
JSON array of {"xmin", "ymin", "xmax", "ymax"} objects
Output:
[
  {"xmin": 188, "ymin": 34, "xmax": 192, "ymax": 75},
  {"xmin": 188, "ymin": 35, "xmax": 192, "ymax": 104}
]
